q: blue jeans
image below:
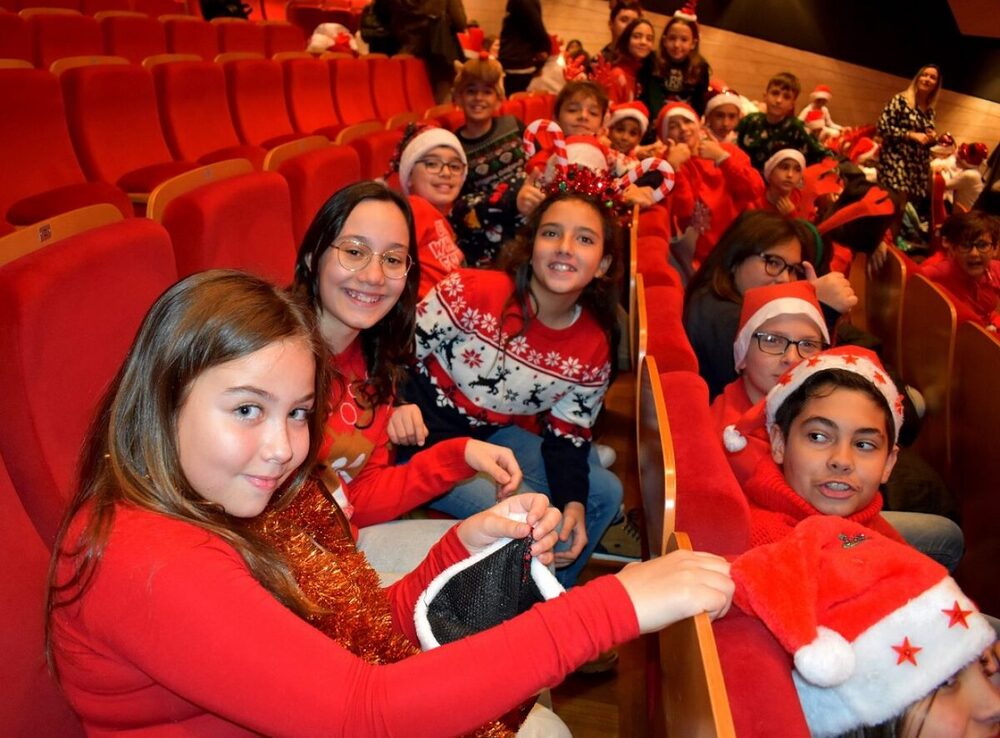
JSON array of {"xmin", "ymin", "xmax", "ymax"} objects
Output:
[
  {"xmin": 881, "ymin": 511, "xmax": 965, "ymax": 573},
  {"xmin": 429, "ymin": 426, "xmax": 623, "ymax": 588}
]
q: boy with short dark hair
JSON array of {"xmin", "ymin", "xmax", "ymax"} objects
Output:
[{"xmin": 736, "ymin": 71, "xmax": 830, "ymax": 173}]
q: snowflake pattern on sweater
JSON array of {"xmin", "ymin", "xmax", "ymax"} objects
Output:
[{"xmin": 414, "ymin": 269, "xmax": 611, "ymax": 446}]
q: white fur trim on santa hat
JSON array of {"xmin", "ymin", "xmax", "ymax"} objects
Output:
[
  {"xmin": 733, "ymin": 296, "xmax": 829, "ymax": 370},
  {"xmin": 398, "ymin": 128, "xmax": 468, "ymax": 195},
  {"xmin": 794, "ymin": 626, "xmax": 855, "ymax": 687},
  {"xmin": 794, "ymin": 577, "xmax": 994, "ymax": 737},
  {"xmin": 608, "ymin": 104, "xmax": 649, "ymax": 136},
  {"xmin": 704, "ymin": 91, "xmax": 743, "ymax": 119},
  {"xmin": 564, "ymin": 139, "xmax": 610, "ymax": 173},
  {"xmin": 763, "ymin": 148, "xmax": 806, "ymax": 182},
  {"xmin": 810, "ymin": 85, "xmax": 832, "ymax": 101}
]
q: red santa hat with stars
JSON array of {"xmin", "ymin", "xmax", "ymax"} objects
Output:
[
  {"xmin": 723, "ymin": 346, "xmax": 904, "ymax": 453},
  {"xmin": 732, "ymin": 515, "xmax": 994, "ymax": 737}
]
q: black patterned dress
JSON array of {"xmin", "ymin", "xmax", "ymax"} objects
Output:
[{"xmin": 876, "ymin": 93, "xmax": 935, "ymax": 199}]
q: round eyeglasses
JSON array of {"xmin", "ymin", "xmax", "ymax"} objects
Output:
[
  {"xmin": 752, "ymin": 331, "xmax": 828, "ymax": 359},
  {"xmin": 330, "ymin": 239, "xmax": 412, "ymax": 279},
  {"xmin": 417, "ymin": 158, "xmax": 467, "ymax": 176},
  {"xmin": 758, "ymin": 253, "xmax": 806, "ymax": 280},
  {"xmin": 954, "ymin": 238, "xmax": 996, "ymax": 254}
]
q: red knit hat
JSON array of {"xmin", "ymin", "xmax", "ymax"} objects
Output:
[
  {"xmin": 656, "ymin": 101, "xmax": 699, "ymax": 142},
  {"xmin": 809, "ymin": 84, "xmax": 833, "ymax": 101},
  {"xmin": 733, "ymin": 516, "xmax": 994, "ymax": 737},
  {"xmin": 733, "ymin": 282, "xmax": 829, "ymax": 370},
  {"xmin": 608, "ymin": 101, "xmax": 650, "ymax": 136},
  {"xmin": 723, "ymin": 346, "xmax": 904, "ymax": 453}
]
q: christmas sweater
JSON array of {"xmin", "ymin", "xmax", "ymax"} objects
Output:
[
  {"xmin": 405, "ymin": 269, "xmax": 612, "ymax": 510},
  {"xmin": 920, "ymin": 258, "xmax": 1000, "ymax": 330},
  {"xmin": 743, "ymin": 457, "xmax": 906, "ymax": 549},
  {"xmin": 318, "ymin": 340, "xmax": 475, "ymax": 537},
  {"xmin": 735, "ymin": 113, "xmax": 831, "ymax": 173},
  {"xmin": 53, "ymin": 502, "xmax": 638, "ymax": 736},
  {"xmin": 448, "ymin": 115, "xmax": 527, "ymax": 268},
  {"xmin": 669, "ymin": 144, "xmax": 765, "ymax": 263},
  {"xmin": 410, "ymin": 195, "xmax": 465, "ymax": 298}
]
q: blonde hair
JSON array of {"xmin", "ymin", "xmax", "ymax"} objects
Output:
[
  {"xmin": 453, "ymin": 56, "xmax": 505, "ymax": 98},
  {"xmin": 901, "ymin": 65, "xmax": 941, "ymax": 111}
]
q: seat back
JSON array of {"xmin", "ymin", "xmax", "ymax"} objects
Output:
[
  {"xmin": 346, "ymin": 127, "xmax": 402, "ymax": 180},
  {"xmin": 399, "ymin": 54, "xmax": 434, "ymax": 112},
  {"xmin": 0, "ymin": 456, "xmax": 85, "ymax": 737},
  {"xmin": 151, "ymin": 59, "xmax": 245, "ymax": 162},
  {"xmin": 60, "ymin": 63, "xmax": 176, "ymax": 184},
  {"xmin": 520, "ymin": 94, "xmax": 549, "ymax": 125},
  {"xmin": 160, "ymin": 170, "xmax": 296, "ymax": 284},
  {"xmin": 262, "ymin": 20, "xmax": 303, "ymax": 56},
  {"xmin": 0, "ymin": 217, "xmax": 176, "ymax": 543},
  {"xmin": 368, "ymin": 55, "xmax": 407, "ymax": 120},
  {"xmin": 865, "ymin": 244, "xmax": 907, "ymax": 370},
  {"xmin": 79, "ymin": 0, "xmax": 130, "ymax": 13},
  {"xmin": 224, "ymin": 57, "xmax": 296, "ymax": 146},
  {"xmin": 132, "ymin": 0, "xmax": 185, "ymax": 16},
  {"xmin": 0, "ymin": 203, "xmax": 123, "ymax": 265},
  {"xmin": 328, "ymin": 56, "xmax": 378, "ymax": 124},
  {"xmin": 637, "ymin": 354, "xmax": 676, "ymax": 559},
  {"xmin": 213, "ymin": 17, "xmax": 265, "ymax": 54},
  {"xmin": 498, "ymin": 98, "xmax": 523, "ymax": 121},
  {"xmin": 846, "ymin": 251, "xmax": 868, "ymax": 332},
  {"xmin": 163, "ymin": 16, "xmax": 217, "ymax": 59},
  {"xmin": 0, "ymin": 68, "xmax": 89, "ymax": 219},
  {"xmin": 29, "ymin": 12, "xmax": 101, "ymax": 67},
  {"xmin": 951, "ymin": 322, "xmax": 1000, "ymax": 617},
  {"xmin": 276, "ymin": 142, "xmax": 361, "ymax": 244},
  {"xmin": 900, "ymin": 273, "xmax": 956, "ymax": 484},
  {"xmin": 0, "ymin": 11, "xmax": 33, "ymax": 62},
  {"xmin": 99, "ymin": 12, "xmax": 166, "ymax": 62},
  {"xmin": 282, "ymin": 56, "xmax": 340, "ymax": 135},
  {"xmin": 18, "ymin": 0, "xmax": 79, "ymax": 10}
]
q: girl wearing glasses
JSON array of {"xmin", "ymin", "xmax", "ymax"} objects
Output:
[
  {"xmin": 684, "ymin": 210, "xmax": 856, "ymax": 399},
  {"xmin": 292, "ymin": 181, "xmax": 526, "ymax": 580},
  {"xmin": 394, "ymin": 124, "xmax": 469, "ymax": 298},
  {"xmin": 921, "ymin": 211, "xmax": 1000, "ymax": 331}
]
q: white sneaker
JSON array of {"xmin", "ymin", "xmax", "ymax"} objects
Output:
[{"xmin": 595, "ymin": 443, "xmax": 617, "ymax": 468}]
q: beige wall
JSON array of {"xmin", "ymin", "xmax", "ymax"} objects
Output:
[{"xmin": 465, "ymin": 0, "xmax": 1000, "ymax": 144}]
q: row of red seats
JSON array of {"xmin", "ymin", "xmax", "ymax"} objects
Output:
[
  {"xmin": 1, "ymin": 11, "xmax": 303, "ymax": 67},
  {"xmin": 0, "ymin": 0, "xmax": 184, "ymax": 15}
]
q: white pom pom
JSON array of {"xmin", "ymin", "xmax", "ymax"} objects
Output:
[
  {"xmin": 794, "ymin": 626, "xmax": 855, "ymax": 687},
  {"xmin": 723, "ymin": 424, "xmax": 747, "ymax": 452}
]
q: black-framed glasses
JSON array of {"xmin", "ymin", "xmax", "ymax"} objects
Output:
[
  {"xmin": 758, "ymin": 252, "xmax": 806, "ymax": 279},
  {"xmin": 417, "ymin": 158, "xmax": 467, "ymax": 176},
  {"xmin": 330, "ymin": 238, "xmax": 412, "ymax": 279},
  {"xmin": 752, "ymin": 331, "xmax": 828, "ymax": 359},
  {"xmin": 955, "ymin": 239, "xmax": 996, "ymax": 254}
]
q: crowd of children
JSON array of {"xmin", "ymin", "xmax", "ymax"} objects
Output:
[{"xmin": 23, "ymin": 3, "xmax": 1000, "ymax": 736}]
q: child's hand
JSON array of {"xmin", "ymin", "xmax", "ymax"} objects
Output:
[
  {"xmin": 387, "ymin": 404, "xmax": 428, "ymax": 447},
  {"xmin": 804, "ymin": 261, "xmax": 858, "ymax": 313},
  {"xmin": 623, "ymin": 184, "xmax": 656, "ymax": 208},
  {"xmin": 615, "ymin": 549, "xmax": 734, "ymax": 634},
  {"xmin": 456, "ymin": 492, "xmax": 561, "ymax": 564},
  {"xmin": 463, "ymin": 439, "xmax": 523, "ymax": 499},
  {"xmin": 867, "ymin": 241, "xmax": 889, "ymax": 278},
  {"xmin": 698, "ymin": 138, "xmax": 728, "ymax": 164},
  {"xmin": 635, "ymin": 141, "xmax": 666, "ymax": 159},
  {"xmin": 553, "ymin": 501, "xmax": 587, "ymax": 567},
  {"xmin": 775, "ymin": 195, "xmax": 796, "ymax": 216},
  {"xmin": 666, "ymin": 141, "xmax": 692, "ymax": 170},
  {"xmin": 517, "ymin": 171, "xmax": 546, "ymax": 216}
]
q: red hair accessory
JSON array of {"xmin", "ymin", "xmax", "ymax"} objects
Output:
[{"xmin": 816, "ymin": 186, "xmax": 895, "ymax": 236}]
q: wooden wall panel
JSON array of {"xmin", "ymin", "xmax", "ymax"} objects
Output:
[{"xmin": 463, "ymin": 0, "xmax": 1000, "ymax": 144}]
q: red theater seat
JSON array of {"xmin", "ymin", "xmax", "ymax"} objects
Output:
[
  {"xmin": 0, "ymin": 456, "xmax": 85, "ymax": 736},
  {"xmin": 80, "ymin": 0, "xmax": 129, "ymax": 13},
  {"xmin": 132, "ymin": 0, "xmax": 185, "ymax": 16},
  {"xmin": 18, "ymin": 0, "xmax": 79, "ymax": 10},
  {"xmin": 520, "ymin": 94, "xmax": 549, "ymax": 125},
  {"xmin": 163, "ymin": 16, "xmax": 217, "ymax": 59},
  {"xmin": 99, "ymin": 12, "xmax": 166, "ymax": 63},
  {"xmin": 346, "ymin": 127, "xmax": 402, "ymax": 180},
  {"xmin": 0, "ymin": 217, "xmax": 177, "ymax": 543},
  {"xmin": 0, "ymin": 68, "xmax": 131, "ymax": 227},
  {"xmin": 262, "ymin": 20, "xmax": 303, "ymax": 56},
  {"xmin": 368, "ymin": 55, "xmax": 408, "ymax": 121},
  {"xmin": 282, "ymin": 56, "xmax": 344, "ymax": 139},
  {"xmin": 28, "ymin": 12, "xmax": 102, "ymax": 68},
  {"xmin": 328, "ymin": 56, "xmax": 379, "ymax": 125},
  {"xmin": 152, "ymin": 59, "xmax": 266, "ymax": 168},
  {"xmin": 499, "ymin": 98, "xmax": 524, "ymax": 121},
  {"xmin": 224, "ymin": 57, "xmax": 310, "ymax": 148},
  {"xmin": 0, "ymin": 11, "xmax": 33, "ymax": 62},
  {"xmin": 61, "ymin": 63, "xmax": 197, "ymax": 198},
  {"xmin": 212, "ymin": 17, "xmax": 265, "ymax": 54},
  {"xmin": 275, "ymin": 143, "xmax": 360, "ymax": 243},
  {"xmin": 399, "ymin": 55, "xmax": 435, "ymax": 113},
  {"xmin": 159, "ymin": 170, "xmax": 297, "ymax": 284}
]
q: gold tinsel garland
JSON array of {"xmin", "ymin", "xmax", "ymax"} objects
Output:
[{"xmin": 252, "ymin": 480, "xmax": 524, "ymax": 738}]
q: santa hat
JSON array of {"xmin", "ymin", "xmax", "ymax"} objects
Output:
[
  {"xmin": 564, "ymin": 135, "xmax": 611, "ymax": 172},
  {"xmin": 457, "ymin": 27, "xmax": 485, "ymax": 58},
  {"xmin": 803, "ymin": 109, "xmax": 826, "ymax": 130},
  {"xmin": 763, "ymin": 148, "xmax": 806, "ymax": 181},
  {"xmin": 958, "ymin": 142, "xmax": 988, "ymax": 167},
  {"xmin": 732, "ymin": 516, "xmax": 994, "ymax": 737},
  {"xmin": 930, "ymin": 132, "xmax": 956, "ymax": 156},
  {"xmin": 723, "ymin": 346, "xmax": 904, "ymax": 454},
  {"xmin": 656, "ymin": 101, "xmax": 699, "ymax": 142},
  {"xmin": 733, "ymin": 282, "xmax": 829, "ymax": 371},
  {"xmin": 848, "ymin": 137, "xmax": 880, "ymax": 165},
  {"xmin": 608, "ymin": 101, "xmax": 650, "ymax": 136},
  {"xmin": 306, "ymin": 23, "xmax": 356, "ymax": 54},
  {"xmin": 809, "ymin": 84, "xmax": 832, "ymax": 101},
  {"xmin": 704, "ymin": 89, "xmax": 744, "ymax": 119},
  {"xmin": 397, "ymin": 126, "xmax": 468, "ymax": 194},
  {"xmin": 673, "ymin": 0, "xmax": 698, "ymax": 23}
]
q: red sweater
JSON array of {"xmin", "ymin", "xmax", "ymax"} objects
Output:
[
  {"xmin": 321, "ymin": 340, "xmax": 474, "ymax": 536},
  {"xmin": 921, "ymin": 258, "xmax": 1000, "ymax": 330},
  {"xmin": 409, "ymin": 195, "xmax": 464, "ymax": 298},
  {"xmin": 710, "ymin": 378, "xmax": 771, "ymax": 486},
  {"xmin": 751, "ymin": 188, "xmax": 806, "ymax": 220},
  {"xmin": 670, "ymin": 145, "xmax": 764, "ymax": 265},
  {"xmin": 742, "ymin": 458, "xmax": 906, "ymax": 549},
  {"xmin": 52, "ymin": 504, "xmax": 638, "ymax": 737}
]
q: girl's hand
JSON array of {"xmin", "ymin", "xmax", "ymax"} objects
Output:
[
  {"xmin": 517, "ymin": 171, "xmax": 546, "ymax": 216},
  {"xmin": 615, "ymin": 549, "xmax": 734, "ymax": 634},
  {"xmin": 455, "ymin": 493, "xmax": 561, "ymax": 564},
  {"xmin": 804, "ymin": 261, "xmax": 858, "ymax": 313},
  {"xmin": 623, "ymin": 184, "xmax": 656, "ymax": 208},
  {"xmin": 909, "ymin": 131, "xmax": 931, "ymax": 146},
  {"xmin": 553, "ymin": 501, "xmax": 587, "ymax": 567},
  {"xmin": 387, "ymin": 404, "xmax": 428, "ymax": 447},
  {"xmin": 666, "ymin": 141, "xmax": 692, "ymax": 170},
  {"xmin": 774, "ymin": 195, "xmax": 796, "ymax": 216},
  {"xmin": 635, "ymin": 141, "xmax": 667, "ymax": 159},
  {"xmin": 697, "ymin": 138, "xmax": 728, "ymax": 164},
  {"xmin": 463, "ymin": 440, "xmax": 523, "ymax": 499}
]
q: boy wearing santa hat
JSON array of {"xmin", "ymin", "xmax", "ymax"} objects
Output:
[
  {"xmin": 703, "ymin": 85, "xmax": 745, "ymax": 144},
  {"xmin": 754, "ymin": 148, "xmax": 807, "ymax": 218},
  {"xmin": 797, "ymin": 84, "xmax": 842, "ymax": 142}
]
